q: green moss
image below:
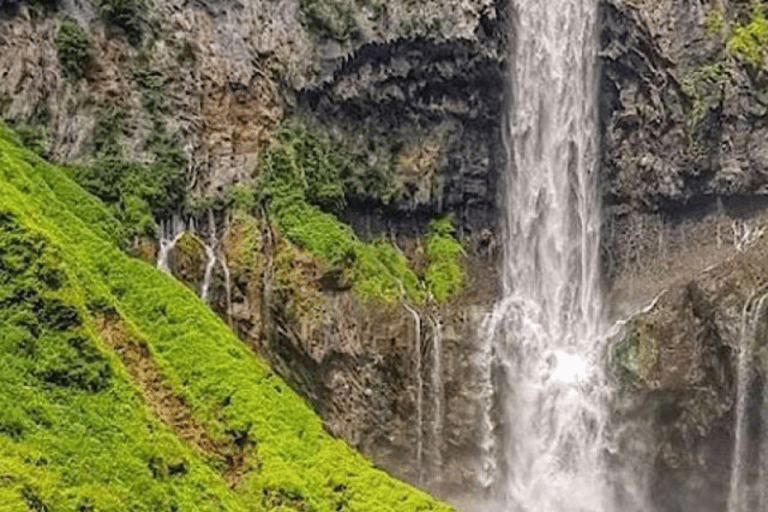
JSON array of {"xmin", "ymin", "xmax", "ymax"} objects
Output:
[
  {"xmin": 705, "ymin": 7, "xmax": 726, "ymax": 36},
  {"xmin": 255, "ymin": 120, "xmax": 464, "ymax": 303},
  {"xmin": 680, "ymin": 61, "xmax": 731, "ymax": 156},
  {"xmin": 298, "ymin": 0, "xmax": 383, "ymax": 41},
  {"xmin": 0, "ymin": 121, "xmax": 456, "ymax": 511},
  {"xmin": 424, "ymin": 216, "xmax": 464, "ymax": 302},
  {"xmin": 727, "ymin": 1, "xmax": 768, "ymax": 67},
  {"xmin": 54, "ymin": 17, "xmax": 91, "ymax": 81}
]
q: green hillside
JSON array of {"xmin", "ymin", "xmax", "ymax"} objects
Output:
[{"xmin": 0, "ymin": 124, "xmax": 454, "ymax": 511}]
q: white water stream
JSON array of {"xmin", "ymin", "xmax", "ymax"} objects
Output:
[
  {"xmin": 728, "ymin": 293, "xmax": 768, "ymax": 512},
  {"xmin": 478, "ymin": 0, "xmax": 609, "ymax": 509},
  {"xmin": 201, "ymin": 209, "xmax": 217, "ymax": 302},
  {"xmin": 158, "ymin": 215, "xmax": 186, "ymax": 273}
]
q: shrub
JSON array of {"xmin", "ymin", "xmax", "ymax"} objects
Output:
[
  {"xmin": 424, "ymin": 216, "xmax": 464, "ymax": 302},
  {"xmin": 65, "ymin": 109, "xmax": 187, "ymax": 237},
  {"xmin": 257, "ymin": 120, "xmax": 346, "ymax": 212},
  {"xmin": 98, "ymin": 0, "xmax": 147, "ymax": 45},
  {"xmin": 54, "ymin": 17, "xmax": 91, "ymax": 81}
]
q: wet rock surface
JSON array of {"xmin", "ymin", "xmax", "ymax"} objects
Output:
[
  {"xmin": 599, "ymin": 0, "xmax": 768, "ymax": 509},
  {"xmin": 4, "ymin": 0, "xmax": 768, "ymax": 507},
  {"xmin": 301, "ymin": 37, "xmax": 505, "ymax": 236}
]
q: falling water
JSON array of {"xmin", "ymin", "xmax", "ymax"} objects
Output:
[
  {"xmin": 404, "ymin": 303, "xmax": 424, "ymax": 481},
  {"xmin": 201, "ymin": 209, "xmax": 217, "ymax": 301},
  {"xmin": 158, "ymin": 215, "xmax": 186, "ymax": 273},
  {"xmin": 219, "ymin": 213, "xmax": 233, "ymax": 326},
  {"xmin": 728, "ymin": 293, "xmax": 768, "ymax": 512},
  {"xmin": 429, "ymin": 311, "xmax": 444, "ymax": 478},
  {"xmin": 478, "ymin": 0, "xmax": 608, "ymax": 509}
]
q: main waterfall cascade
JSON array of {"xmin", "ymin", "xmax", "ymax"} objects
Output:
[{"xmin": 478, "ymin": 0, "xmax": 611, "ymax": 509}]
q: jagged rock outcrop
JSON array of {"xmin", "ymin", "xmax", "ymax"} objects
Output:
[
  {"xmin": 611, "ymin": 232, "xmax": 768, "ymax": 512},
  {"xmin": 301, "ymin": 37, "xmax": 505, "ymax": 236},
  {"xmin": 600, "ymin": 1, "xmax": 768, "ymax": 510},
  {"xmin": 599, "ymin": 0, "xmax": 768, "ymax": 304},
  {"xmin": 0, "ymin": 0, "xmax": 501, "ymax": 198},
  {"xmin": 6, "ymin": 0, "xmax": 768, "ymax": 508}
]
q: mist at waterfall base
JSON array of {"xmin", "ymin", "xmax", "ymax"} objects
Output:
[{"xmin": 470, "ymin": 0, "xmax": 617, "ymax": 509}]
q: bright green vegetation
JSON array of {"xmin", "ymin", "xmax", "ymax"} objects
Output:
[
  {"xmin": 424, "ymin": 217, "xmax": 464, "ymax": 302},
  {"xmin": 0, "ymin": 123, "xmax": 456, "ymax": 511},
  {"xmin": 255, "ymin": 121, "xmax": 464, "ymax": 303},
  {"xmin": 727, "ymin": 2, "xmax": 768, "ymax": 67},
  {"xmin": 54, "ymin": 17, "xmax": 91, "ymax": 81}
]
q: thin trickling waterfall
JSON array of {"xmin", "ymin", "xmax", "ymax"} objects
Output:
[
  {"xmin": 201, "ymin": 209, "xmax": 217, "ymax": 301},
  {"xmin": 478, "ymin": 0, "xmax": 608, "ymax": 509},
  {"xmin": 728, "ymin": 293, "xmax": 768, "ymax": 512},
  {"xmin": 220, "ymin": 213, "xmax": 233, "ymax": 326},
  {"xmin": 404, "ymin": 303, "xmax": 424, "ymax": 481},
  {"xmin": 428, "ymin": 311, "xmax": 444, "ymax": 478},
  {"xmin": 158, "ymin": 215, "xmax": 186, "ymax": 273}
]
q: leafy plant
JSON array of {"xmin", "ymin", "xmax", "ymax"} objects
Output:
[
  {"xmin": 54, "ymin": 17, "xmax": 91, "ymax": 81},
  {"xmin": 704, "ymin": 7, "xmax": 726, "ymax": 35},
  {"xmin": 65, "ymin": 107, "xmax": 187, "ymax": 238},
  {"xmin": 424, "ymin": 216, "xmax": 464, "ymax": 302},
  {"xmin": 727, "ymin": 1, "xmax": 768, "ymax": 67},
  {"xmin": 12, "ymin": 123, "xmax": 47, "ymax": 156},
  {"xmin": 256, "ymin": 121, "xmax": 463, "ymax": 303}
]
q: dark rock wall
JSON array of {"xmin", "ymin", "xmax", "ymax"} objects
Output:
[
  {"xmin": 301, "ymin": 37, "xmax": 506, "ymax": 237},
  {"xmin": 5, "ymin": 0, "xmax": 768, "ymax": 508},
  {"xmin": 599, "ymin": 1, "xmax": 768, "ymax": 510}
]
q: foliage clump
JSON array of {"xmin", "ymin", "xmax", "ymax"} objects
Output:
[
  {"xmin": 727, "ymin": 2, "xmax": 768, "ymax": 67},
  {"xmin": 255, "ymin": 120, "xmax": 463, "ymax": 303},
  {"xmin": 299, "ymin": 0, "xmax": 383, "ymax": 41},
  {"xmin": 65, "ymin": 108, "xmax": 187, "ymax": 239},
  {"xmin": 0, "ymin": 121, "xmax": 457, "ymax": 512},
  {"xmin": 98, "ymin": 0, "xmax": 148, "ymax": 45},
  {"xmin": 54, "ymin": 17, "xmax": 91, "ymax": 81},
  {"xmin": 424, "ymin": 216, "xmax": 464, "ymax": 302}
]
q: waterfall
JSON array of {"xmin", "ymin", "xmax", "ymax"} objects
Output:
[
  {"xmin": 220, "ymin": 213, "xmax": 233, "ymax": 326},
  {"xmin": 201, "ymin": 209, "xmax": 217, "ymax": 302},
  {"xmin": 428, "ymin": 310, "xmax": 444, "ymax": 479},
  {"xmin": 158, "ymin": 214, "xmax": 186, "ymax": 273},
  {"xmin": 478, "ymin": 0, "xmax": 608, "ymax": 509},
  {"xmin": 404, "ymin": 303, "xmax": 424, "ymax": 482},
  {"xmin": 728, "ymin": 293, "xmax": 768, "ymax": 512}
]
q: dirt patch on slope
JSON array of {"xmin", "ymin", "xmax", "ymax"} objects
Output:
[{"xmin": 95, "ymin": 313, "xmax": 253, "ymax": 488}]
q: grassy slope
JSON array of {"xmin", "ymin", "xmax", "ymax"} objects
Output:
[{"xmin": 0, "ymin": 126, "xmax": 454, "ymax": 512}]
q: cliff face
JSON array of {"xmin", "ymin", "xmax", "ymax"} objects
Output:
[
  {"xmin": 601, "ymin": 0, "xmax": 768, "ymax": 510},
  {"xmin": 4, "ymin": 0, "xmax": 768, "ymax": 508},
  {"xmin": 0, "ymin": 0, "xmax": 502, "ymax": 197}
]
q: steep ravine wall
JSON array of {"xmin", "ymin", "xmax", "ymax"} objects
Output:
[
  {"xmin": 4, "ymin": 0, "xmax": 768, "ymax": 509},
  {"xmin": 601, "ymin": 0, "xmax": 768, "ymax": 510}
]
